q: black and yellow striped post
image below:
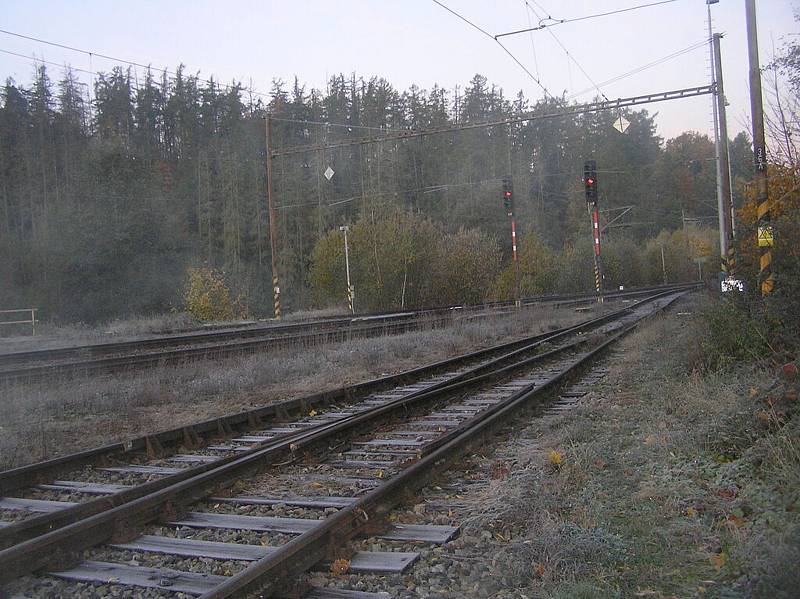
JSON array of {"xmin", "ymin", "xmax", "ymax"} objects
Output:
[
  {"xmin": 726, "ymin": 245, "xmax": 736, "ymax": 279},
  {"xmin": 746, "ymin": 0, "xmax": 773, "ymax": 296},
  {"xmin": 272, "ymin": 276, "xmax": 281, "ymax": 320},
  {"xmin": 757, "ymin": 195, "xmax": 774, "ymax": 294}
]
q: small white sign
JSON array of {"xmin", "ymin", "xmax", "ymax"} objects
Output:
[
  {"xmin": 324, "ymin": 166, "xmax": 335, "ymax": 181},
  {"xmin": 721, "ymin": 278, "xmax": 744, "ymax": 293},
  {"xmin": 613, "ymin": 115, "xmax": 630, "ymax": 134}
]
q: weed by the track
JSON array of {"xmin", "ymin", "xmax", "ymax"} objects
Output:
[{"xmin": 464, "ymin": 296, "xmax": 800, "ymax": 598}]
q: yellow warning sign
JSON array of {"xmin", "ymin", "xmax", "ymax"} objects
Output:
[{"xmin": 758, "ymin": 226, "xmax": 774, "ymax": 247}]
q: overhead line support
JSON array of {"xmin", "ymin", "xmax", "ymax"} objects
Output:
[
  {"xmin": 745, "ymin": 0, "xmax": 773, "ymax": 296},
  {"xmin": 270, "ymin": 85, "xmax": 714, "ymax": 158},
  {"xmin": 265, "ymin": 113, "xmax": 281, "ymax": 320}
]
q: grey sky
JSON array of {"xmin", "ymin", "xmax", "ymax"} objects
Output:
[{"xmin": 0, "ymin": 1, "xmax": 796, "ymax": 140}]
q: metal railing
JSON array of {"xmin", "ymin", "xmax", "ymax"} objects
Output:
[{"xmin": 0, "ymin": 309, "xmax": 37, "ymax": 336}]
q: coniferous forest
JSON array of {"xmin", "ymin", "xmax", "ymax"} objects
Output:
[{"xmin": 0, "ymin": 65, "xmax": 756, "ymax": 322}]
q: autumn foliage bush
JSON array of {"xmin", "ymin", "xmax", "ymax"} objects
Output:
[
  {"xmin": 310, "ymin": 207, "xmax": 720, "ymax": 311},
  {"xmin": 309, "ymin": 208, "xmax": 500, "ymax": 311},
  {"xmin": 184, "ymin": 266, "xmax": 246, "ymax": 321}
]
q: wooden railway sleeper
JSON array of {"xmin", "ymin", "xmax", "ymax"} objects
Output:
[
  {"xmin": 145, "ymin": 435, "xmax": 165, "ymax": 459},
  {"xmin": 182, "ymin": 426, "xmax": 202, "ymax": 450},
  {"xmin": 216, "ymin": 418, "xmax": 234, "ymax": 438}
]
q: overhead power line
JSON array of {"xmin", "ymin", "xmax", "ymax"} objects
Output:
[
  {"xmin": 524, "ymin": 1, "xmax": 609, "ymax": 101},
  {"xmin": 0, "ymin": 27, "xmax": 270, "ymax": 100},
  {"xmin": 496, "ymin": 0, "xmax": 680, "ymax": 38},
  {"xmin": 271, "ymin": 84, "xmax": 714, "ymax": 157},
  {"xmin": 430, "ymin": 0, "xmax": 552, "ymax": 99},
  {"xmin": 0, "ymin": 47, "xmax": 96, "ymax": 78},
  {"xmin": 271, "ymin": 116, "xmax": 396, "ymax": 133},
  {"xmin": 566, "ymin": 39, "xmax": 709, "ymax": 100}
]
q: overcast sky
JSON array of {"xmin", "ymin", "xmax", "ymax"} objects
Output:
[{"xmin": 0, "ymin": 1, "xmax": 796, "ymax": 141}]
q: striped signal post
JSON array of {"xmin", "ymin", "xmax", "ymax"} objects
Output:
[
  {"xmin": 745, "ymin": 0, "xmax": 773, "ymax": 295},
  {"xmin": 584, "ymin": 161, "xmax": 604, "ymax": 302},
  {"xmin": 591, "ymin": 205, "xmax": 604, "ymax": 302},
  {"xmin": 340, "ymin": 226, "xmax": 355, "ymax": 314},
  {"xmin": 265, "ymin": 113, "xmax": 282, "ymax": 319},
  {"xmin": 503, "ymin": 176, "xmax": 521, "ymax": 307}
]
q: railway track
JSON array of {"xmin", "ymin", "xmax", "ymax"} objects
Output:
[
  {"xmin": 0, "ymin": 284, "xmax": 695, "ymax": 385},
  {"xmin": 0, "ymin": 287, "xmax": 694, "ymax": 598}
]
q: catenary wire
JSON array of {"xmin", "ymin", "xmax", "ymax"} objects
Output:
[
  {"xmin": 525, "ymin": 0, "xmax": 609, "ymax": 101},
  {"xmin": 566, "ymin": 39, "xmax": 709, "ymax": 100},
  {"xmin": 0, "ymin": 27, "xmax": 270, "ymax": 100},
  {"xmin": 431, "ymin": 0, "xmax": 552, "ymax": 99},
  {"xmin": 496, "ymin": 0, "xmax": 680, "ymax": 38}
]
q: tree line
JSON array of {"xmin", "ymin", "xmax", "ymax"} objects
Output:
[{"xmin": 0, "ymin": 64, "xmax": 755, "ymax": 322}]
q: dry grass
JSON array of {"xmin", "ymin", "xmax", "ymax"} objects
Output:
[
  {"xmin": 0, "ymin": 312, "xmax": 202, "ymax": 353},
  {"xmin": 0, "ymin": 303, "xmax": 600, "ymax": 470},
  {"xmin": 463, "ymin": 296, "xmax": 800, "ymax": 599}
]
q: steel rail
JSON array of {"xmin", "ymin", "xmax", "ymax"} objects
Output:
[
  {"xmin": 0, "ymin": 283, "xmax": 693, "ymax": 376},
  {"xmin": 0, "ymin": 286, "xmax": 691, "ymax": 495},
  {"xmin": 0, "ymin": 288, "xmax": 652, "ymax": 492},
  {"xmin": 0, "ymin": 289, "xmax": 687, "ymax": 583},
  {"xmin": 0, "ymin": 290, "xmax": 658, "ymax": 549},
  {"xmin": 203, "ymin": 291, "xmax": 687, "ymax": 598}
]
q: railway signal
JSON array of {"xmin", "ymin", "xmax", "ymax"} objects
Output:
[
  {"xmin": 502, "ymin": 175, "xmax": 514, "ymax": 213},
  {"xmin": 584, "ymin": 160, "xmax": 598, "ymax": 204},
  {"xmin": 584, "ymin": 160, "xmax": 604, "ymax": 301}
]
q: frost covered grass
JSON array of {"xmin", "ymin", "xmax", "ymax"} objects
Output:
[
  {"xmin": 0, "ymin": 312, "xmax": 201, "ymax": 352},
  {"xmin": 465, "ymin": 297, "xmax": 800, "ymax": 598},
  {"xmin": 0, "ymin": 303, "xmax": 597, "ymax": 469}
]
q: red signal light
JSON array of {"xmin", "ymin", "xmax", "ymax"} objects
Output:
[{"xmin": 586, "ymin": 178, "xmax": 594, "ymax": 186}]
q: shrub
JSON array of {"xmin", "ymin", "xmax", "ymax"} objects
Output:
[{"xmin": 184, "ymin": 267, "xmax": 245, "ymax": 321}]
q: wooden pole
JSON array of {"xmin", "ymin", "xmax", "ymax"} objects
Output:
[
  {"xmin": 745, "ymin": 0, "xmax": 773, "ymax": 295},
  {"xmin": 266, "ymin": 114, "xmax": 281, "ymax": 319}
]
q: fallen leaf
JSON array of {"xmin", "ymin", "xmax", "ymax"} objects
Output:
[
  {"xmin": 711, "ymin": 551, "xmax": 727, "ymax": 571},
  {"xmin": 330, "ymin": 558, "xmax": 350, "ymax": 575},
  {"xmin": 532, "ymin": 563, "xmax": 546, "ymax": 578},
  {"xmin": 308, "ymin": 409, "xmax": 318, "ymax": 417},
  {"xmin": 548, "ymin": 449, "xmax": 563, "ymax": 468},
  {"xmin": 725, "ymin": 514, "xmax": 746, "ymax": 529},
  {"xmin": 715, "ymin": 486, "xmax": 739, "ymax": 499},
  {"xmin": 686, "ymin": 506, "xmax": 696, "ymax": 517}
]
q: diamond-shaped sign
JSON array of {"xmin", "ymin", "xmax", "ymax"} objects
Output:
[
  {"xmin": 613, "ymin": 115, "xmax": 630, "ymax": 134},
  {"xmin": 324, "ymin": 166, "xmax": 335, "ymax": 181}
]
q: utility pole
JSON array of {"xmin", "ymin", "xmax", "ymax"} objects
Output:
[
  {"xmin": 340, "ymin": 225, "xmax": 354, "ymax": 314},
  {"xmin": 707, "ymin": 0, "xmax": 728, "ymax": 286},
  {"xmin": 745, "ymin": 0, "xmax": 773, "ymax": 296},
  {"xmin": 712, "ymin": 32, "xmax": 736, "ymax": 281},
  {"xmin": 660, "ymin": 245, "xmax": 667, "ymax": 284},
  {"xmin": 584, "ymin": 160, "xmax": 604, "ymax": 302},
  {"xmin": 265, "ymin": 113, "xmax": 281, "ymax": 319}
]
